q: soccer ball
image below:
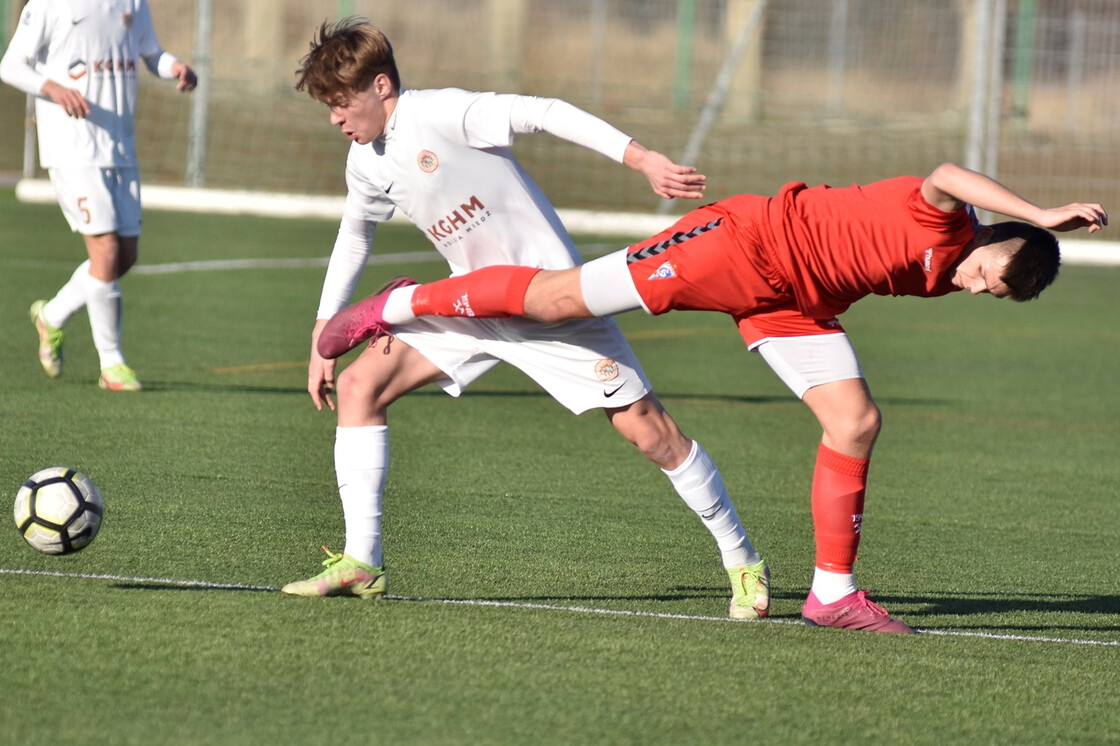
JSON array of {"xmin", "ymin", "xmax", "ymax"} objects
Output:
[{"xmin": 14, "ymin": 467, "xmax": 103, "ymax": 555}]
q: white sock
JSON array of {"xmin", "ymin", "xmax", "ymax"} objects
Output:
[
  {"xmin": 382, "ymin": 285, "xmax": 418, "ymax": 325},
  {"xmin": 86, "ymin": 274, "xmax": 124, "ymax": 369},
  {"xmin": 43, "ymin": 260, "xmax": 92, "ymax": 328},
  {"xmin": 335, "ymin": 425, "xmax": 389, "ymax": 568},
  {"xmin": 663, "ymin": 440, "xmax": 760, "ymax": 568},
  {"xmin": 810, "ymin": 568, "xmax": 858, "ymax": 604}
]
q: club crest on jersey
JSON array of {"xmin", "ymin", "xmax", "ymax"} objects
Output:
[
  {"xmin": 122, "ymin": 12, "xmax": 133, "ymax": 28},
  {"xmin": 417, "ymin": 150, "xmax": 439, "ymax": 173},
  {"xmin": 648, "ymin": 260, "xmax": 676, "ymax": 281},
  {"xmin": 594, "ymin": 358, "xmax": 620, "ymax": 382}
]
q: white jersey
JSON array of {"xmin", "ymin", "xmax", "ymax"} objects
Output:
[
  {"xmin": 0, "ymin": 0, "xmax": 175, "ymax": 168},
  {"xmin": 318, "ymin": 88, "xmax": 634, "ymax": 317}
]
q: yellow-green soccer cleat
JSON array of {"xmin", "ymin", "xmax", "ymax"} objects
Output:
[
  {"xmin": 282, "ymin": 546, "xmax": 386, "ymax": 599},
  {"xmin": 99, "ymin": 363, "xmax": 142, "ymax": 392},
  {"xmin": 30, "ymin": 300, "xmax": 64, "ymax": 378},
  {"xmin": 728, "ymin": 560, "xmax": 770, "ymax": 619}
]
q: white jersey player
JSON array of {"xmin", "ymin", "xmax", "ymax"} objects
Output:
[
  {"xmin": 281, "ymin": 19, "xmax": 771, "ymax": 621},
  {"xmin": 0, "ymin": 0, "xmax": 196, "ymax": 391}
]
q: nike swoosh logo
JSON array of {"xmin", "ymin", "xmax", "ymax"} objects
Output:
[
  {"xmin": 72, "ymin": 17, "xmax": 86, "ymax": 25},
  {"xmin": 339, "ymin": 571, "xmax": 369, "ymax": 587},
  {"xmin": 603, "ymin": 383, "xmax": 625, "ymax": 398}
]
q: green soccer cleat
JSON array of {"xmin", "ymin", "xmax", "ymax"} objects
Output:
[
  {"xmin": 30, "ymin": 300, "xmax": 64, "ymax": 378},
  {"xmin": 728, "ymin": 560, "xmax": 770, "ymax": 619},
  {"xmin": 282, "ymin": 546, "xmax": 386, "ymax": 599},
  {"xmin": 99, "ymin": 363, "xmax": 142, "ymax": 392}
]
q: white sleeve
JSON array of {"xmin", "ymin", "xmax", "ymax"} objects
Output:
[
  {"xmin": 317, "ymin": 210, "xmax": 376, "ymax": 319},
  {"xmin": 134, "ymin": 1, "xmax": 177, "ymax": 78},
  {"xmin": 143, "ymin": 51, "xmax": 180, "ymax": 79},
  {"xmin": 0, "ymin": 1, "xmax": 49, "ymax": 97},
  {"xmin": 508, "ymin": 95, "xmax": 632, "ymax": 163}
]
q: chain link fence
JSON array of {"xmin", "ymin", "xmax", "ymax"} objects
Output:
[{"xmin": 2, "ymin": 0, "xmax": 1117, "ymax": 215}]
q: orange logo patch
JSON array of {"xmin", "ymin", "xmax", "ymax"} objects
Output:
[
  {"xmin": 594, "ymin": 359, "xmax": 620, "ymax": 381},
  {"xmin": 417, "ymin": 150, "xmax": 439, "ymax": 173}
]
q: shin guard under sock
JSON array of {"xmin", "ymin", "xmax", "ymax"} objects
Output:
[
  {"xmin": 811, "ymin": 443, "xmax": 869, "ymax": 574},
  {"xmin": 410, "ymin": 265, "xmax": 540, "ymax": 319}
]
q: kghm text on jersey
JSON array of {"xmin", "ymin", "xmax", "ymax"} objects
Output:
[
  {"xmin": 69, "ymin": 58, "xmax": 137, "ymax": 80},
  {"xmin": 427, "ymin": 195, "xmax": 489, "ymax": 243}
]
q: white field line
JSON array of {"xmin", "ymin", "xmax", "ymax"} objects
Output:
[
  {"xmin": 128, "ymin": 244, "xmax": 621, "ymax": 275},
  {"xmin": 128, "ymin": 251, "xmax": 439, "ymax": 275},
  {"xmin": 3, "ymin": 567, "xmax": 1117, "ymax": 648}
]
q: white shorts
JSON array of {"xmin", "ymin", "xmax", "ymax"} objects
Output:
[
  {"xmin": 48, "ymin": 167, "xmax": 142, "ymax": 236},
  {"xmin": 391, "ymin": 315, "xmax": 652, "ymax": 415},
  {"xmin": 753, "ymin": 333, "xmax": 864, "ymax": 399}
]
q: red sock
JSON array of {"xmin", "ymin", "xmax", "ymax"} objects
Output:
[
  {"xmin": 410, "ymin": 265, "xmax": 540, "ymax": 319},
  {"xmin": 811, "ymin": 443, "xmax": 870, "ymax": 574}
]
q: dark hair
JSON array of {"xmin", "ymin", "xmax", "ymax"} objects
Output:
[
  {"xmin": 295, "ymin": 18, "xmax": 401, "ymax": 101},
  {"xmin": 989, "ymin": 221, "xmax": 1060, "ymax": 302}
]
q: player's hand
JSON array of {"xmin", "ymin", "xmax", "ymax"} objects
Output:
[
  {"xmin": 1037, "ymin": 203, "xmax": 1109, "ymax": 234},
  {"xmin": 308, "ymin": 320, "xmax": 337, "ymax": 412},
  {"xmin": 172, "ymin": 62, "xmax": 198, "ymax": 92},
  {"xmin": 41, "ymin": 80, "xmax": 89, "ymax": 118},
  {"xmin": 623, "ymin": 142, "xmax": 706, "ymax": 200}
]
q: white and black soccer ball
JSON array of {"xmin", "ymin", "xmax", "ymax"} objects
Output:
[{"xmin": 14, "ymin": 467, "xmax": 103, "ymax": 555}]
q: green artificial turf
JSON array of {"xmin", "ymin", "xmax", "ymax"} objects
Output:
[{"xmin": 1, "ymin": 191, "xmax": 1118, "ymax": 744}]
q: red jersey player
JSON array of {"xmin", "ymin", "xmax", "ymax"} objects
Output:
[{"xmin": 319, "ymin": 162, "xmax": 1107, "ymax": 634}]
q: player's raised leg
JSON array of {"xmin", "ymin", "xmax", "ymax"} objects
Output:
[
  {"xmin": 29, "ymin": 300, "xmax": 65, "ymax": 378},
  {"xmin": 318, "ymin": 263, "xmax": 603, "ymax": 359},
  {"xmin": 316, "ymin": 275, "xmax": 419, "ymax": 359}
]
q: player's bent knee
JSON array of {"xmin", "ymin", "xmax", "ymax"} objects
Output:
[
  {"xmin": 830, "ymin": 404, "xmax": 881, "ymax": 452},
  {"xmin": 608, "ymin": 403, "xmax": 689, "ymax": 469},
  {"xmin": 335, "ymin": 366, "xmax": 381, "ymax": 405}
]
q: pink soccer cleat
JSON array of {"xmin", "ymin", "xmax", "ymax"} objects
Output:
[
  {"xmin": 317, "ymin": 276, "xmax": 417, "ymax": 359},
  {"xmin": 801, "ymin": 590, "xmax": 916, "ymax": 634}
]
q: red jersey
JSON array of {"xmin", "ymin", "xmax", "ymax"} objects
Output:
[
  {"xmin": 754, "ymin": 176, "xmax": 975, "ymax": 317},
  {"xmin": 626, "ymin": 176, "xmax": 975, "ymax": 326}
]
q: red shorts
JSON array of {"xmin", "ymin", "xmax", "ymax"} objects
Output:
[{"xmin": 624, "ymin": 203, "xmax": 844, "ymax": 348}]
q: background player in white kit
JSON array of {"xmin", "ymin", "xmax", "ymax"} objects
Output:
[
  {"xmin": 282, "ymin": 19, "xmax": 771, "ymax": 619},
  {"xmin": 0, "ymin": 0, "xmax": 196, "ymax": 391}
]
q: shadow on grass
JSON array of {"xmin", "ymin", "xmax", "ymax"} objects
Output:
[
  {"xmin": 876, "ymin": 590, "xmax": 1120, "ymax": 632},
  {"xmin": 136, "ymin": 380, "xmax": 306, "ymax": 396},
  {"xmin": 140, "ymin": 379, "xmax": 950, "ymax": 408},
  {"xmin": 109, "ymin": 583, "xmax": 277, "ymax": 593},
  {"xmin": 102, "ymin": 580, "xmax": 1120, "ymax": 635}
]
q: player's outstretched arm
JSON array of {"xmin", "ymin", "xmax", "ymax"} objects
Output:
[
  {"xmin": 921, "ymin": 163, "xmax": 1107, "ymax": 234},
  {"xmin": 623, "ymin": 141, "xmax": 707, "ymax": 201}
]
